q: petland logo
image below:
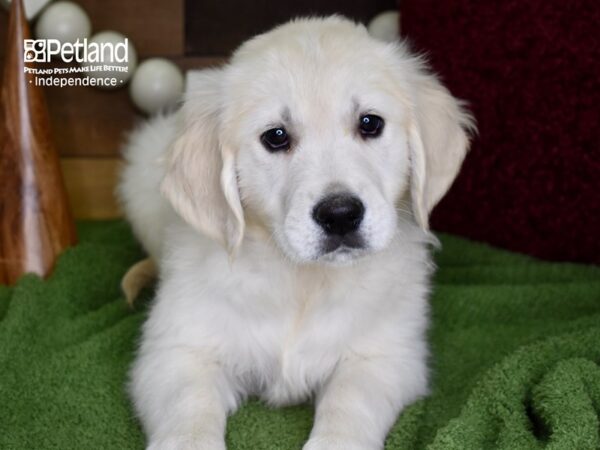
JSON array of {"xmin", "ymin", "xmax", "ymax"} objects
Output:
[
  {"xmin": 23, "ymin": 37, "xmax": 131, "ymax": 88},
  {"xmin": 24, "ymin": 38, "xmax": 129, "ymax": 64}
]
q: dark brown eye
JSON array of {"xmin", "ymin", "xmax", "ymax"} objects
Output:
[
  {"xmin": 260, "ymin": 127, "xmax": 290, "ymax": 152},
  {"xmin": 358, "ymin": 114, "xmax": 384, "ymax": 138}
]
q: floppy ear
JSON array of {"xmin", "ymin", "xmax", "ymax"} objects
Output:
[
  {"xmin": 161, "ymin": 69, "xmax": 244, "ymax": 252},
  {"xmin": 408, "ymin": 72, "xmax": 475, "ymax": 230}
]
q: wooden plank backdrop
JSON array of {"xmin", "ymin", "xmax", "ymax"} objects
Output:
[
  {"xmin": 0, "ymin": 0, "xmax": 396, "ymax": 218},
  {"xmin": 185, "ymin": 0, "xmax": 396, "ymax": 55}
]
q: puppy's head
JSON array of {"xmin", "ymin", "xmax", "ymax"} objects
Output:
[{"xmin": 162, "ymin": 17, "xmax": 475, "ymax": 264}]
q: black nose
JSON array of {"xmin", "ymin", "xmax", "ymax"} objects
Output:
[{"xmin": 312, "ymin": 194, "xmax": 365, "ymax": 236}]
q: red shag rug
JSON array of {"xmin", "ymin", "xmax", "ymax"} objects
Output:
[{"xmin": 401, "ymin": 1, "xmax": 600, "ymax": 264}]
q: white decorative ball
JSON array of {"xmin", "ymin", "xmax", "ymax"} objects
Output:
[
  {"xmin": 35, "ymin": 1, "xmax": 91, "ymax": 44},
  {"xmin": 82, "ymin": 31, "xmax": 138, "ymax": 90},
  {"xmin": 367, "ymin": 11, "xmax": 400, "ymax": 43},
  {"xmin": 2, "ymin": 0, "xmax": 52, "ymax": 20},
  {"xmin": 129, "ymin": 58, "xmax": 184, "ymax": 115}
]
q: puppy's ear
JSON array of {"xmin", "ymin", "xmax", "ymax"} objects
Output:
[
  {"xmin": 407, "ymin": 70, "xmax": 475, "ymax": 229},
  {"xmin": 161, "ymin": 69, "xmax": 244, "ymax": 252}
]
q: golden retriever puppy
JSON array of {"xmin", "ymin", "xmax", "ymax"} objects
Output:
[{"xmin": 119, "ymin": 16, "xmax": 474, "ymax": 450}]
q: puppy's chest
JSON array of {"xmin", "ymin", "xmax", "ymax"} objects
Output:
[{"xmin": 241, "ymin": 272, "xmax": 367, "ymax": 403}]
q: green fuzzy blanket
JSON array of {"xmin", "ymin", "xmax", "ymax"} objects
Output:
[{"xmin": 1, "ymin": 221, "xmax": 598, "ymax": 449}]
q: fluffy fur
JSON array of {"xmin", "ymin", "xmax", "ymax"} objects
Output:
[{"xmin": 119, "ymin": 17, "xmax": 474, "ymax": 450}]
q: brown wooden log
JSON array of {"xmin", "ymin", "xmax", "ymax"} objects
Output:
[{"xmin": 0, "ymin": 0, "xmax": 77, "ymax": 285}]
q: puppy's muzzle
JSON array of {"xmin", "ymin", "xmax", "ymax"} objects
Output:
[{"xmin": 312, "ymin": 193, "xmax": 365, "ymax": 253}]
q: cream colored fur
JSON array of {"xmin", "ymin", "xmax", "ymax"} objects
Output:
[{"xmin": 118, "ymin": 16, "xmax": 474, "ymax": 450}]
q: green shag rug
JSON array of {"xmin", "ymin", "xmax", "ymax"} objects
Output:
[{"xmin": 1, "ymin": 221, "xmax": 599, "ymax": 449}]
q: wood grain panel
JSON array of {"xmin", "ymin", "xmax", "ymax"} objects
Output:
[
  {"xmin": 61, "ymin": 157, "xmax": 122, "ymax": 219},
  {"xmin": 1, "ymin": 0, "xmax": 183, "ymax": 64},
  {"xmin": 76, "ymin": 0, "xmax": 184, "ymax": 57},
  {"xmin": 46, "ymin": 75, "xmax": 136, "ymax": 157},
  {"xmin": 0, "ymin": 10, "xmax": 7, "ymax": 68},
  {"xmin": 185, "ymin": 0, "xmax": 397, "ymax": 55},
  {"xmin": 45, "ymin": 56, "xmax": 224, "ymax": 157}
]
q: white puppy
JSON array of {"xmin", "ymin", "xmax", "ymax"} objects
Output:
[{"xmin": 119, "ymin": 16, "xmax": 474, "ymax": 450}]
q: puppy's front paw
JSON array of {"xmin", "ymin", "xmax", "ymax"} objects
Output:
[
  {"xmin": 147, "ymin": 435, "xmax": 226, "ymax": 450},
  {"xmin": 303, "ymin": 436, "xmax": 379, "ymax": 450}
]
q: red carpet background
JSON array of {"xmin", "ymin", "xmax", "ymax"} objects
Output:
[{"xmin": 401, "ymin": 1, "xmax": 600, "ymax": 264}]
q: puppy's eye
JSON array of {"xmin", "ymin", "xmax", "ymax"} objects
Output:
[
  {"xmin": 260, "ymin": 127, "xmax": 290, "ymax": 152},
  {"xmin": 358, "ymin": 114, "xmax": 384, "ymax": 138}
]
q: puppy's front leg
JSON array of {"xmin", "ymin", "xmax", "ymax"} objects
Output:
[
  {"xmin": 131, "ymin": 346, "xmax": 237, "ymax": 450},
  {"xmin": 304, "ymin": 354, "xmax": 427, "ymax": 450}
]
